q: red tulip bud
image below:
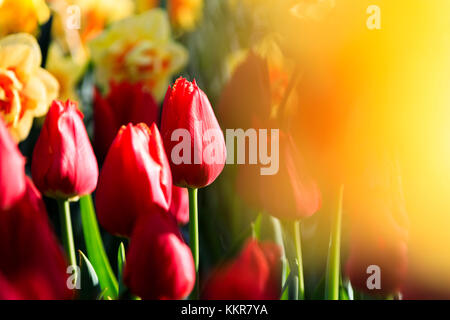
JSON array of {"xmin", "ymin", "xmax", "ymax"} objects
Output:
[
  {"xmin": 169, "ymin": 185, "xmax": 189, "ymax": 225},
  {"xmin": 31, "ymin": 100, "xmax": 98, "ymax": 199},
  {"xmin": 0, "ymin": 274, "xmax": 21, "ymax": 299},
  {"xmin": 345, "ymin": 206, "xmax": 408, "ymax": 296},
  {"xmin": 345, "ymin": 235, "xmax": 408, "ymax": 296},
  {"xmin": 345, "ymin": 152, "xmax": 409, "ymax": 296},
  {"xmin": 0, "ymin": 117, "xmax": 26, "ymax": 210},
  {"xmin": 94, "ymin": 81, "xmax": 159, "ymax": 161},
  {"xmin": 96, "ymin": 123, "xmax": 172, "ymax": 237},
  {"xmin": 217, "ymin": 51, "xmax": 272, "ymax": 130},
  {"xmin": 161, "ymin": 77, "xmax": 226, "ymax": 188},
  {"xmin": 237, "ymin": 131, "xmax": 321, "ymax": 220},
  {"xmin": 0, "ymin": 178, "xmax": 71, "ymax": 299},
  {"xmin": 124, "ymin": 210, "xmax": 195, "ymax": 300},
  {"xmin": 203, "ymin": 240, "xmax": 282, "ymax": 300},
  {"xmin": 260, "ymin": 132, "xmax": 321, "ymax": 220}
]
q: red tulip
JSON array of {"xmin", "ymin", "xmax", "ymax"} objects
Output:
[
  {"xmin": 31, "ymin": 99, "xmax": 98, "ymax": 199},
  {"xmin": 345, "ymin": 234, "xmax": 408, "ymax": 296},
  {"xmin": 233, "ymin": 117, "xmax": 275, "ymax": 211},
  {"xmin": 124, "ymin": 210, "xmax": 195, "ymax": 300},
  {"xmin": 235, "ymin": 161, "xmax": 264, "ymax": 211},
  {"xmin": 256, "ymin": 131, "xmax": 321, "ymax": 220},
  {"xmin": 345, "ymin": 213, "xmax": 408, "ymax": 296},
  {"xmin": 169, "ymin": 185, "xmax": 189, "ymax": 225},
  {"xmin": 232, "ymin": 126, "xmax": 321, "ymax": 221},
  {"xmin": 0, "ymin": 116, "xmax": 26, "ymax": 210},
  {"xmin": 96, "ymin": 123, "xmax": 172, "ymax": 237},
  {"xmin": 94, "ymin": 81, "xmax": 159, "ymax": 161},
  {"xmin": 0, "ymin": 274, "xmax": 21, "ymax": 299},
  {"xmin": 402, "ymin": 274, "xmax": 450, "ymax": 300},
  {"xmin": 161, "ymin": 77, "xmax": 226, "ymax": 188},
  {"xmin": 217, "ymin": 51, "xmax": 272, "ymax": 130},
  {"xmin": 0, "ymin": 178, "xmax": 71, "ymax": 299},
  {"xmin": 203, "ymin": 240, "xmax": 282, "ymax": 300},
  {"xmin": 344, "ymin": 154, "xmax": 409, "ymax": 296}
]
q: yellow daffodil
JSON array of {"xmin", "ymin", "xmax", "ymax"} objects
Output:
[
  {"xmin": 75, "ymin": 0, "xmax": 135, "ymax": 43},
  {"xmin": 0, "ymin": 0, "xmax": 50, "ymax": 37},
  {"xmin": 50, "ymin": 0, "xmax": 135, "ymax": 49},
  {"xmin": 89, "ymin": 9, "xmax": 188, "ymax": 101},
  {"xmin": 45, "ymin": 43, "xmax": 86, "ymax": 101},
  {"xmin": 0, "ymin": 33, "xmax": 59, "ymax": 141},
  {"xmin": 135, "ymin": 0, "xmax": 159, "ymax": 13},
  {"xmin": 135, "ymin": 0, "xmax": 204, "ymax": 34},
  {"xmin": 168, "ymin": 0, "xmax": 203, "ymax": 32}
]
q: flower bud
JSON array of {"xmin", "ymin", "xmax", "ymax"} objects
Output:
[
  {"xmin": 0, "ymin": 178, "xmax": 72, "ymax": 299},
  {"xmin": 203, "ymin": 240, "xmax": 282, "ymax": 300},
  {"xmin": 237, "ymin": 131, "xmax": 321, "ymax": 220},
  {"xmin": 217, "ymin": 51, "xmax": 272, "ymax": 130},
  {"xmin": 31, "ymin": 100, "xmax": 98, "ymax": 199},
  {"xmin": 93, "ymin": 81, "xmax": 160, "ymax": 161},
  {"xmin": 96, "ymin": 123, "xmax": 172, "ymax": 237},
  {"xmin": 345, "ymin": 234, "xmax": 408, "ymax": 296},
  {"xmin": 124, "ymin": 210, "xmax": 195, "ymax": 299},
  {"xmin": 259, "ymin": 132, "xmax": 321, "ymax": 220},
  {"xmin": 345, "ymin": 152, "xmax": 409, "ymax": 296},
  {"xmin": 161, "ymin": 77, "xmax": 226, "ymax": 188}
]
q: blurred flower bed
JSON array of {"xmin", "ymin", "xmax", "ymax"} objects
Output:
[{"xmin": 1, "ymin": 0, "xmax": 449, "ymax": 300}]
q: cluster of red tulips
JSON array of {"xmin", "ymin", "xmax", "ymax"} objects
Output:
[
  {"xmin": 0, "ymin": 72, "xmax": 286, "ymax": 299},
  {"xmin": 0, "ymin": 62, "xmax": 410, "ymax": 301}
]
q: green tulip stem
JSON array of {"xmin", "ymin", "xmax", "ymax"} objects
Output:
[
  {"xmin": 291, "ymin": 275, "xmax": 299, "ymax": 300},
  {"xmin": 325, "ymin": 184, "xmax": 345, "ymax": 300},
  {"xmin": 188, "ymin": 188, "xmax": 199, "ymax": 299},
  {"xmin": 292, "ymin": 220, "xmax": 305, "ymax": 300},
  {"xmin": 57, "ymin": 199, "xmax": 78, "ymax": 284}
]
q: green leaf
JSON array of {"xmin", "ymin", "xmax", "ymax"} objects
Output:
[
  {"xmin": 80, "ymin": 194, "xmax": 118, "ymax": 299},
  {"xmin": 280, "ymin": 269, "xmax": 292, "ymax": 300},
  {"xmin": 339, "ymin": 283, "xmax": 350, "ymax": 300},
  {"xmin": 97, "ymin": 288, "xmax": 109, "ymax": 300},
  {"xmin": 344, "ymin": 278, "xmax": 354, "ymax": 300},
  {"xmin": 312, "ymin": 275, "xmax": 325, "ymax": 300},
  {"xmin": 338, "ymin": 275, "xmax": 354, "ymax": 300},
  {"xmin": 117, "ymin": 242, "xmax": 126, "ymax": 279},
  {"xmin": 117, "ymin": 242, "xmax": 126, "ymax": 297},
  {"xmin": 271, "ymin": 217, "xmax": 289, "ymax": 300},
  {"xmin": 78, "ymin": 250, "xmax": 101, "ymax": 300}
]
